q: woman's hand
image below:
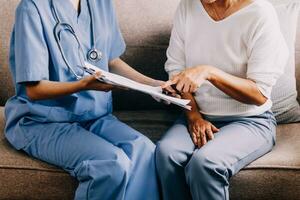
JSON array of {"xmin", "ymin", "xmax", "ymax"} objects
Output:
[
  {"xmin": 79, "ymin": 72, "xmax": 118, "ymax": 92},
  {"xmin": 151, "ymin": 80, "xmax": 181, "ymax": 99},
  {"xmin": 162, "ymin": 65, "xmax": 214, "ymax": 93},
  {"xmin": 187, "ymin": 114, "xmax": 219, "ymax": 148},
  {"xmin": 180, "ymin": 92, "xmax": 219, "ymax": 148}
]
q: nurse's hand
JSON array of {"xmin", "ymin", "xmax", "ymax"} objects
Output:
[
  {"xmin": 187, "ymin": 114, "xmax": 219, "ymax": 148},
  {"xmin": 80, "ymin": 72, "xmax": 116, "ymax": 92},
  {"xmin": 162, "ymin": 65, "xmax": 214, "ymax": 93}
]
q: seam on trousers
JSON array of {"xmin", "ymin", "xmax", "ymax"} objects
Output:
[
  {"xmin": 221, "ymin": 140, "xmax": 272, "ymax": 200},
  {"xmin": 224, "ymin": 115, "xmax": 275, "ymax": 200},
  {"xmin": 228, "ymin": 114, "xmax": 275, "ymax": 175},
  {"xmin": 83, "ymin": 161, "xmax": 91, "ymax": 200},
  {"xmin": 229, "ymin": 139, "xmax": 272, "ymax": 177},
  {"xmin": 267, "ymin": 112, "xmax": 276, "ymax": 144}
]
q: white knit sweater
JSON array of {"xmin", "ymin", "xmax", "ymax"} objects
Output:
[{"xmin": 165, "ymin": 0, "xmax": 289, "ymax": 116}]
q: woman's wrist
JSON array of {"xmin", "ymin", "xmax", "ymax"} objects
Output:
[
  {"xmin": 204, "ymin": 65, "xmax": 220, "ymax": 83},
  {"xmin": 195, "ymin": 65, "xmax": 216, "ymax": 82},
  {"xmin": 186, "ymin": 111, "xmax": 203, "ymax": 122}
]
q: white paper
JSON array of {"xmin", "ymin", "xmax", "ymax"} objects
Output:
[{"xmin": 83, "ymin": 62, "xmax": 191, "ymax": 110}]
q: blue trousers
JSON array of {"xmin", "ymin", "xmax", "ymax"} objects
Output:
[
  {"xmin": 156, "ymin": 111, "xmax": 276, "ymax": 200},
  {"xmin": 20, "ymin": 114, "xmax": 159, "ymax": 200}
]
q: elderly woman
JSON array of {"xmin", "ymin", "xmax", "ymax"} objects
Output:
[{"xmin": 156, "ymin": 0, "xmax": 288, "ymax": 199}]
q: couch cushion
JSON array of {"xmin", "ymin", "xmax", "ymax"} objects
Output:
[
  {"xmin": 0, "ymin": 107, "xmax": 299, "ymax": 199},
  {"xmin": 0, "ymin": 107, "xmax": 77, "ymax": 200},
  {"xmin": 230, "ymin": 169, "xmax": 299, "ymax": 200}
]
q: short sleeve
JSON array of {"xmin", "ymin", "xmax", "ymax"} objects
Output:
[
  {"xmin": 246, "ymin": 8, "xmax": 289, "ymax": 99},
  {"xmin": 14, "ymin": 1, "xmax": 49, "ymax": 84},
  {"xmin": 165, "ymin": 0, "xmax": 187, "ymax": 79},
  {"xmin": 108, "ymin": 1, "xmax": 126, "ymax": 61}
]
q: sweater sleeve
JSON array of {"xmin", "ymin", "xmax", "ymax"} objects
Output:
[
  {"xmin": 246, "ymin": 7, "xmax": 289, "ymax": 99},
  {"xmin": 165, "ymin": 0, "xmax": 187, "ymax": 79}
]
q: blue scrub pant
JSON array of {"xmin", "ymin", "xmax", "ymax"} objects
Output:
[
  {"xmin": 21, "ymin": 114, "xmax": 159, "ymax": 200},
  {"xmin": 155, "ymin": 111, "xmax": 276, "ymax": 200}
]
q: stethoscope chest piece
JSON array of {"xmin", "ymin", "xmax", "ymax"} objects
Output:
[
  {"xmin": 51, "ymin": 0, "xmax": 103, "ymax": 78},
  {"xmin": 88, "ymin": 48, "xmax": 102, "ymax": 62}
]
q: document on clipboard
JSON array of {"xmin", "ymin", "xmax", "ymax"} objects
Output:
[{"xmin": 83, "ymin": 62, "xmax": 191, "ymax": 110}]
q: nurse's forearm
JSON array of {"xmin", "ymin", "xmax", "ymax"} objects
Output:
[
  {"xmin": 109, "ymin": 58, "xmax": 159, "ymax": 86},
  {"xmin": 25, "ymin": 80, "xmax": 84, "ymax": 100},
  {"xmin": 25, "ymin": 75, "xmax": 114, "ymax": 101}
]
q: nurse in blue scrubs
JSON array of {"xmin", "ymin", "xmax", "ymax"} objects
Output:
[{"xmin": 5, "ymin": 0, "xmax": 161, "ymax": 199}]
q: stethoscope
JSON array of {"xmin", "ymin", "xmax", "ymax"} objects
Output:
[{"xmin": 50, "ymin": 0, "xmax": 102, "ymax": 79}]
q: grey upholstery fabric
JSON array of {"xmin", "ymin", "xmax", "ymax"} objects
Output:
[
  {"xmin": 0, "ymin": 0, "xmax": 16, "ymax": 106},
  {"xmin": 230, "ymin": 170, "xmax": 300, "ymax": 200},
  {"xmin": 0, "ymin": 107, "xmax": 78, "ymax": 200},
  {"xmin": 0, "ymin": 107, "xmax": 299, "ymax": 199}
]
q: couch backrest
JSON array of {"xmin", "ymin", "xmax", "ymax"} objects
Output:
[
  {"xmin": 294, "ymin": 1, "xmax": 300, "ymax": 103},
  {"xmin": 0, "ymin": 0, "xmax": 18, "ymax": 106},
  {"xmin": 0, "ymin": 0, "xmax": 300, "ymax": 110}
]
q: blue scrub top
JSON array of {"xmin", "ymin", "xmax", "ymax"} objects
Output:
[{"xmin": 5, "ymin": 0, "xmax": 126, "ymax": 149}]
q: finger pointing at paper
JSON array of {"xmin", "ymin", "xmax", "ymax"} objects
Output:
[{"xmin": 162, "ymin": 65, "xmax": 213, "ymax": 93}]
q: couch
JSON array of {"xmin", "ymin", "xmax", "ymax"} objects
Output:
[{"xmin": 0, "ymin": 0, "xmax": 299, "ymax": 199}]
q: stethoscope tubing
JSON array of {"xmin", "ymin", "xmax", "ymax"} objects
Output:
[
  {"xmin": 53, "ymin": 22, "xmax": 85, "ymax": 80},
  {"xmin": 50, "ymin": 0, "xmax": 102, "ymax": 79},
  {"xmin": 86, "ymin": 0, "xmax": 96, "ymax": 50}
]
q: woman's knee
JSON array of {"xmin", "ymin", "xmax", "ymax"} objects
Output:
[
  {"xmin": 155, "ymin": 140, "xmax": 189, "ymax": 169},
  {"xmin": 185, "ymin": 150, "xmax": 228, "ymax": 185}
]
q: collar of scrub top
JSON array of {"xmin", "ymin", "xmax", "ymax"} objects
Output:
[{"xmin": 50, "ymin": 0, "xmax": 103, "ymax": 80}]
